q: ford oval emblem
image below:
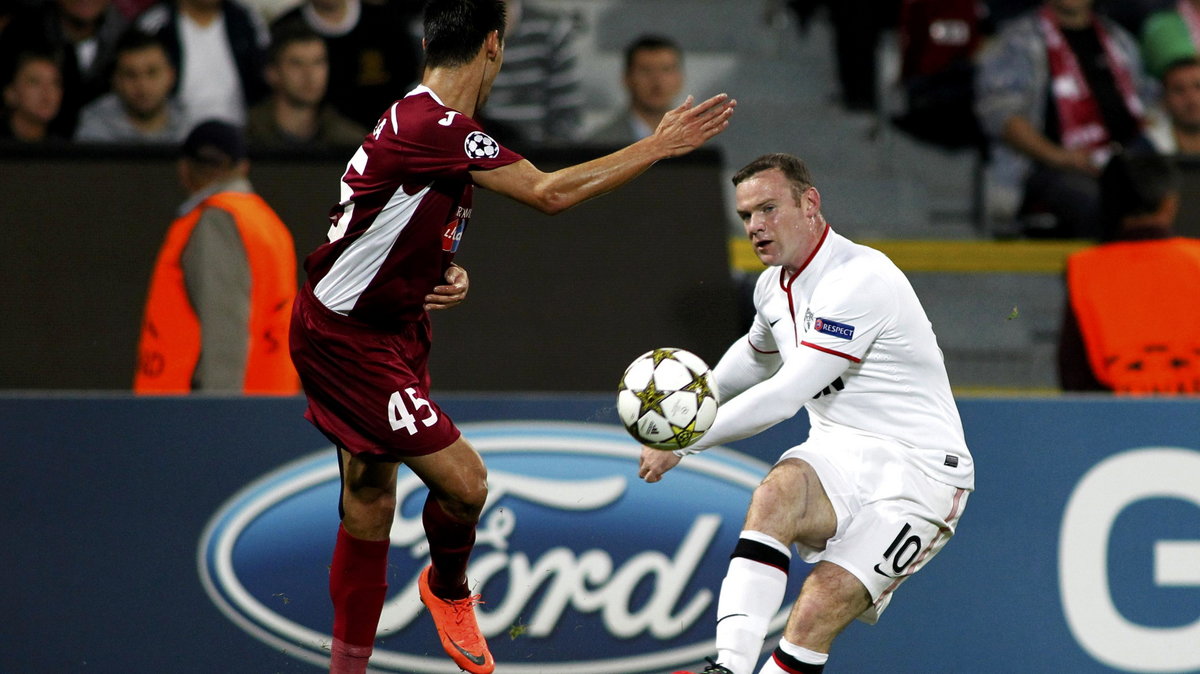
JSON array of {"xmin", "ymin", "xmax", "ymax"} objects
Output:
[{"xmin": 198, "ymin": 422, "xmax": 799, "ymax": 672}]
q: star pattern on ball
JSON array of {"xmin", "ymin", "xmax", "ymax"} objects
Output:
[
  {"xmin": 650, "ymin": 348, "xmax": 677, "ymax": 368},
  {"xmin": 617, "ymin": 347, "xmax": 717, "ymax": 451},
  {"xmin": 671, "ymin": 419, "xmax": 702, "ymax": 449},
  {"xmin": 683, "ymin": 370, "xmax": 715, "ymax": 401},
  {"xmin": 632, "ymin": 378, "xmax": 669, "ymax": 419}
]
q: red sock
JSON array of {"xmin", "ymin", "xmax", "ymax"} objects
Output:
[
  {"xmin": 422, "ymin": 495, "xmax": 477, "ymax": 599},
  {"xmin": 329, "ymin": 524, "xmax": 389, "ymax": 657}
]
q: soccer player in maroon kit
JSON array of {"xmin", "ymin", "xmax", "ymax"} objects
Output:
[{"xmin": 287, "ymin": 1, "xmax": 735, "ymax": 672}]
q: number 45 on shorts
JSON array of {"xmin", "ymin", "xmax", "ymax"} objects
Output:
[{"xmin": 388, "ymin": 388, "xmax": 439, "ymax": 435}]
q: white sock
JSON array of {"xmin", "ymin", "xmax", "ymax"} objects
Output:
[
  {"xmin": 714, "ymin": 531, "xmax": 791, "ymax": 674},
  {"xmin": 757, "ymin": 638, "xmax": 828, "ymax": 673}
]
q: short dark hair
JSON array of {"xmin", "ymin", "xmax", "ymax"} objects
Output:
[
  {"xmin": 1161, "ymin": 55, "xmax": 1200, "ymax": 84},
  {"xmin": 1099, "ymin": 151, "xmax": 1179, "ymax": 238},
  {"xmin": 623, "ymin": 34, "xmax": 682, "ymax": 74},
  {"xmin": 114, "ymin": 29, "xmax": 168, "ymax": 60},
  {"xmin": 267, "ymin": 22, "xmax": 325, "ymax": 65},
  {"xmin": 422, "ymin": 0, "xmax": 507, "ymax": 69},
  {"xmin": 732, "ymin": 153, "xmax": 814, "ymax": 204},
  {"xmin": 2, "ymin": 48, "xmax": 61, "ymax": 90}
]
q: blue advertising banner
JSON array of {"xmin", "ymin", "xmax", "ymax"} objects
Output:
[{"xmin": 1, "ymin": 394, "xmax": 1198, "ymax": 673}]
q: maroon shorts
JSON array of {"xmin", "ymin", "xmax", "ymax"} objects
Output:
[{"xmin": 289, "ymin": 284, "xmax": 461, "ymax": 460}]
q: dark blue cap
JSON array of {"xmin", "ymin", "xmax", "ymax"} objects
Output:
[{"xmin": 182, "ymin": 119, "xmax": 247, "ymax": 163}]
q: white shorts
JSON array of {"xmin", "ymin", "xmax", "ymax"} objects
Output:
[{"xmin": 779, "ymin": 434, "xmax": 969, "ymax": 624}]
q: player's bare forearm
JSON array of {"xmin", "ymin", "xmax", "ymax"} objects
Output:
[
  {"xmin": 473, "ymin": 93, "xmax": 735, "ymax": 214},
  {"xmin": 638, "ymin": 446, "xmax": 682, "ymax": 483}
]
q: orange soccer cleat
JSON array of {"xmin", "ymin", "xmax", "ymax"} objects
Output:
[{"xmin": 418, "ymin": 565, "xmax": 495, "ymax": 674}]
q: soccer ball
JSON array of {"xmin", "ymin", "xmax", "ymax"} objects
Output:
[{"xmin": 617, "ymin": 347, "xmax": 719, "ymax": 451}]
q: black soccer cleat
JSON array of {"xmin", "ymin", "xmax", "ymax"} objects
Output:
[{"xmin": 671, "ymin": 656, "xmax": 733, "ymax": 674}]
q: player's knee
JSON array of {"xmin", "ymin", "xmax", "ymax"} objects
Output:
[
  {"xmin": 753, "ymin": 459, "xmax": 813, "ymax": 508},
  {"xmin": 340, "ymin": 487, "xmax": 397, "ymax": 537},
  {"xmin": 747, "ymin": 459, "xmax": 832, "ymax": 539},
  {"xmin": 345, "ymin": 487, "xmax": 397, "ymax": 517},
  {"xmin": 442, "ymin": 476, "xmax": 488, "ymax": 523}
]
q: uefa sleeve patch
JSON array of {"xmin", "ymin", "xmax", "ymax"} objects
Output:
[
  {"xmin": 813, "ymin": 317, "xmax": 855, "ymax": 340},
  {"xmin": 464, "ymin": 131, "xmax": 500, "ymax": 159}
]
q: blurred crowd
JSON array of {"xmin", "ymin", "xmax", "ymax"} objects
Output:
[
  {"xmin": 0, "ymin": 0, "xmax": 600, "ymax": 150},
  {"xmin": 5, "ymin": 0, "xmax": 1200, "ymax": 237},
  {"xmin": 874, "ymin": 0, "xmax": 1200, "ymax": 241}
]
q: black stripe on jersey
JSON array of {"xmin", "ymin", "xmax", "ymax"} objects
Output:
[
  {"xmin": 771, "ymin": 646, "xmax": 825, "ymax": 673},
  {"xmin": 731, "ymin": 538, "xmax": 790, "ymax": 573}
]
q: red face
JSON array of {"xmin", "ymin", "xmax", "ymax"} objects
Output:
[{"xmin": 735, "ymin": 168, "xmax": 824, "ymax": 273}]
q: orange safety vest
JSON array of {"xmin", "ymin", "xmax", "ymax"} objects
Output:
[
  {"xmin": 134, "ymin": 191, "xmax": 300, "ymax": 394},
  {"xmin": 1066, "ymin": 237, "xmax": 1200, "ymax": 393}
]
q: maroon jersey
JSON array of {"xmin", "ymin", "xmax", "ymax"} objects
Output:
[{"xmin": 304, "ymin": 86, "xmax": 524, "ymax": 327}]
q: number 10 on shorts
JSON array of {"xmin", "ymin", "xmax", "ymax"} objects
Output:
[
  {"xmin": 880, "ymin": 523, "xmax": 922, "ymax": 576},
  {"xmin": 388, "ymin": 388, "xmax": 439, "ymax": 435}
]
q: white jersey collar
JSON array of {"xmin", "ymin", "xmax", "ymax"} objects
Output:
[{"xmin": 406, "ymin": 84, "xmax": 446, "ymax": 107}]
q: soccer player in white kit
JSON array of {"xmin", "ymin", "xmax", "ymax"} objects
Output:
[{"xmin": 639, "ymin": 153, "xmax": 975, "ymax": 674}]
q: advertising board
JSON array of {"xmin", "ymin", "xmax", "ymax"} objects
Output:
[{"xmin": 2, "ymin": 395, "xmax": 1197, "ymax": 673}]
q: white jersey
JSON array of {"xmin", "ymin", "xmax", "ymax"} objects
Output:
[{"xmin": 695, "ymin": 227, "xmax": 973, "ymax": 490}]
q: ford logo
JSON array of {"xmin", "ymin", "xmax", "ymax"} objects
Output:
[{"xmin": 199, "ymin": 422, "xmax": 799, "ymax": 672}]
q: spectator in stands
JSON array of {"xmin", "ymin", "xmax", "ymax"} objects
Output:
[
  {"xmin": 246, "ymin": 23, "xmax": 364, "ymax": 150},
  {"xmin": 975, "ymin": 0, "xmax": 1156, "ymax": 238},
  {"xmin": 480, "ymin": 0, "xmax": 583, "ymax": 147},
  {"xmin": 75, "ymin": 30, "xmax": 188, "ymax": 143},
  {"xmin": 134, "ymin": 120, "xmax": 300, "ymax": 394},
  {"xmin": 1, "ymin": 49, "xmax": 66, "ymax": 142},
  {"xmin": 0, "ymin": 0, "xmax": 129, "ymax": 137},
  {"xmin": 1058, "ymin": 151, "xmax": 1200, "ymax": 393},
  {"xmin": 781, "ymin": 0, "xmax": 899, "ymax": 114},
  {"xmin": 890, "ymin": 0, "xmax": 990, "ymax": 151},
  {"xmin": 270, "ymin": 0, "xmax": 421, "ymax": 129},
  {"xmin": 828, "ymin": 0, "xmax": 897, "ymax": 113},
  {"xmin": 1140, "ymin": 0, "xmax": 1200, "ymax": 79},
  {"xmin": 588, "ymin": 35, "xmax": 684, "ymax": 146},
  {"xmin": 135, "ymin": 0, "xmax": 270, "ymax": 128},
  {"xmin": 1146, "ymin": 56, "xmax": 1200, "ymax": 156}
]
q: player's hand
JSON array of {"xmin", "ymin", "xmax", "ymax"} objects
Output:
[
  {"xmin": 424, "ymin": 264, "xmax": 469, "ymax": 311},
  {"xmin": 638, "ymin": 446, "xmax": 682, "ymax": 483},
  {"xmin": 652, "ymin": 93, "xmax": 736, "ymax": 158}
]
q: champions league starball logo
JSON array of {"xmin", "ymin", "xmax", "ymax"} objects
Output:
[
  {"xmin": 197, "ymin": 422, "xmax": 799, "ymax": 673},
  {"xmin": 464, "ymin": 131, "xmax": 499, "ymax": 159}
]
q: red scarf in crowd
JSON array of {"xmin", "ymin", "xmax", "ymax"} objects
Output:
[{"xmin": 1038, "ymin": 6, "xmax": 1144, "ymax": 162}]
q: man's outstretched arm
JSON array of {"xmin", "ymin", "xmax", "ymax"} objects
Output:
[{"xmin": 472, "ymin": 93, "xmax": 736, "ymax": 214}]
